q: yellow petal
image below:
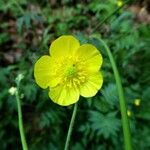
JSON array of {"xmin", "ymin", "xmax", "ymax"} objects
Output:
[
  {"xmin": 49, "ymin": 35, "xmax": 80, "ymax": 57},
  {"xmin": 49, "ymin": 85, "xmax": 79, "ymax": 106},
  {"xmin": 34, "ymin": 55, "xmax": 59, "ymax": 89},
  {"xmin": 76, "ymin": 44, "xmax": 103, "ymax": 72},
  {"xmin": 79, "ymin": 72, "xmax": 103, "ymax": 97}
]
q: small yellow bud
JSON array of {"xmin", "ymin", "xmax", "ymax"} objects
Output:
[
  {"xmin": 127, "ymin": 110, "xmax": 132, "ymax": 117},
  {"xmin": 134, "ymin": 99, "xmax": 141, "ymax": 106},
  {"xmin": 117, "ymin": 1, "xmax": 123, "ymax": 7}
]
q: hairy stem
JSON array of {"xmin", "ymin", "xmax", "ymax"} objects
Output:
[
  {"xmin": 15, "ymin": 88, "xmax": 28, "ymax": 150},
  {"xmin": 64, "ymin": 103, "xmax": 78, "ymax": 150}
]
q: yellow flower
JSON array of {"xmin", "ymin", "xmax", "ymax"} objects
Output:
[
  {"xmin": 134, "ymin": 99, "xmax": 141, "ymax": 106},
  {"xmin": 34, "ymin": 35, "xmax": 103, "ymax": 106},
  {"xmin": 117, "ymin": 0, "xmax": 123, "ymax": 7}
]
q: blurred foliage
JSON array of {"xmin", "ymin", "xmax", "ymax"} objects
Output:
[{"xmin": 0, "ymin": 0, "xmax": 150, "ymax": 150}]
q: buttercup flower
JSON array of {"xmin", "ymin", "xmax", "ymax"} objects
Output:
[{"xmin": 34, "ymin": 35, "xmax": 103, "ymax": 106}]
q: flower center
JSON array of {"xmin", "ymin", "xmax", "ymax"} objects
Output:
[
  {"xmin": 56, "ymin": 57, "xmax": 87, "ymax": 88},
  {"xmin": 66, "ymin": 65, "xmax": 77, "ymax": 77},
  {"xmin": 64, "ymin": 63, "xmax": 87, "ymax": 88}
]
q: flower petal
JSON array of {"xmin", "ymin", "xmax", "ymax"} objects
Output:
[
  {"xmin": 76, "ymin": 44, "xmax": 103, "ymax": 72},
  {"xmin": 34, "ymin": 55, "xmax": 59, "ymax": 89},
  {"xmin": 79, "ymin": 72, "xmax": 103, "ymax": 97},
  {"xmin": 49, "ymin": 85, "xmax": 80, "ymax": 106},
  {"xmin": 49, "ymin": 35, "xmax": 80, "ymax": 57}
]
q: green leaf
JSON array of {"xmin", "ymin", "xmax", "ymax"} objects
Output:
[
  {"xmin": 23, "ymin": 83, "xmax": 37, "ymax": 102},
  {"xmin": 72, "ymin": 143, "xmax": 84, "ymax": 150},
  {"xmin": 75, "ymin": 33, "xmax": 88, "ymax": 44},
  {"xmin": 93, "ymin": 96, "xmax": 110, "ymax": 113},
  {"xmin": 0, "ymin": 33, "xmax": 10, "ymax": 44},
  {"xmin": 89, "ymin": 111, "xmax": 121, "ymax": 139},
  {"xmin": 17, "ymin": 12, "xmax": 43, "ymax": 32},
  {"xmin": 101, "ymin": 83, "xmax": 118, "ymax": 106}
]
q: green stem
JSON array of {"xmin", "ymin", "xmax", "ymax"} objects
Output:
[
  {"xmin": 91, "ymin": 0, "xmax": 130, "ymax": 34},
  {"xmin": 64, "ymin": 103, "xmax": 78, "ymax": 150},
  {"xmin": 15, "ymin": 90, "xmax": 28, "ymax": 150},
  {"xmin": 100, "ymin": 39, "xmax": 132, "ymax": 150}
]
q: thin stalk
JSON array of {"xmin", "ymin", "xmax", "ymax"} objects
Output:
[
  {"xmin": 100, "ymin": 39, "xmax": 132, "ymax": 150},
  {"xmin": 64, "ymin": 103, "xmax": 78, "ymax": 150},
  {"xmin": 15, "ymin": 89, "xmax": 28, "ymax": 150},
  {"xmin": 91, "ymin": 0, "xmax": 130, "ymax": 34}
]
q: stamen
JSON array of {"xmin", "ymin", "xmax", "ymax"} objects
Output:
[{"xmin": 57, "ymin": 57, "xmax": 87, "ymax": 88}]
